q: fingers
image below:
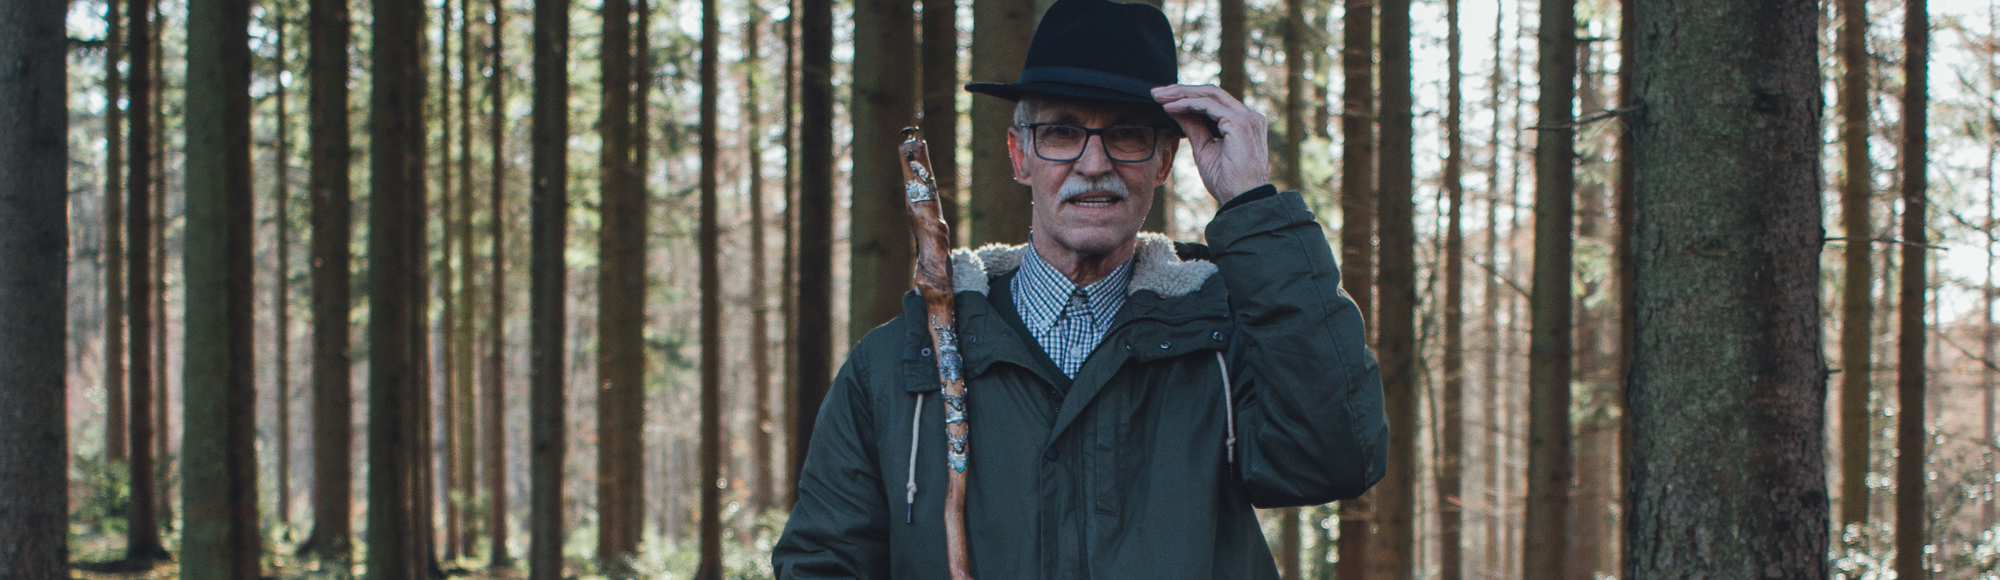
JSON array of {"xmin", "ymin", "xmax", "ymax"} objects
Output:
[{"xmin": 1151, "ymin": 84, "xmax": 1265, "ymax": 145}]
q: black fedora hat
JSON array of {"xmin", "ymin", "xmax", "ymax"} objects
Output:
[{"xmin": 964, "ymin": 0, "xmax": 1178, "ymax": 105}]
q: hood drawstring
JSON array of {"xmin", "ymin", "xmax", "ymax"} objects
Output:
[
  {"xmin": 906, "ymin": 392, "xmax": 924, "ymax": 524},
  {"xmin": 1216, "ymin": 351, "xmax": 1236, "ymax": 464}
]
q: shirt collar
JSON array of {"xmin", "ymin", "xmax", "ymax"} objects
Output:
[{"xmin": 1013, "ymin": 244, "xmax": 1132, "ymax": 329}]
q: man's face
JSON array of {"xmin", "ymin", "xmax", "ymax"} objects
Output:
[{"xmin": 1009, "ymin": 97, "xmax": 1179, "ymax": 260}]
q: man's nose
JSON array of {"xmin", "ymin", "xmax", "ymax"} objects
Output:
[{"xmin": 1072, "ymin": 134, "xmax": 1114, "ymax": 176}]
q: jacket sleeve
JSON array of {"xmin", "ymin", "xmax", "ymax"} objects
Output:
[
  {"xmin": 1204, "ymin": 189, "xmax": 1389, "ymax": 507},
  {"xmin": 772, "ymin": 357, "xmax": 891, "ymax": 579}
]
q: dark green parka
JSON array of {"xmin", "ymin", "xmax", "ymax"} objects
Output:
[{"xmin": 774, "ymin": 191, "xmax": 1388, "ymax": 579}]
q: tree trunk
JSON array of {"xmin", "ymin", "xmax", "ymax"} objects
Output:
[
  {"xmin": 106, "ymin": 0, "xmax": 130, "ymax": 466},
  {"xmin": 699, "ymin": 0, "xmax": 723, "ymax": 573},
  {"xmin": 152, "ymin": 10, "xmax": 174, "ymax": 523},
  {"xmin": 182, "ymin": 0, "xmax": 263, "ymax": 572},
  {"xmin": 1219, "ymin": 0, "xmax": 1245, "ymax": 98},
  {"xmin": 1278, "ymin": 0, "xmax": 1308, "ymax": 575},
  {"xmin": 1372, "ymin": 0, "xmax": 1415, "ymax": 575},
  {"xmin": 596, "ymin": 0, "xmax": 644, "ymax": 568},
  {"xmin": 1522, "ymin": 0, "xmax": 1575, "ymax": 574},
  {"xmin": 456, "ymin": 0, "xmax": 479, "ymax": 555},
  {"xmin": 527, "ymin": 0, "xmax": 572, "ymax": 572},
  {"xmin": 1568, "ymin": 37, "xmax": 1608, "ymax": 580},
  {"xmin": 1612, "ymin": 0, "xmax": 1636, "ymax": 573},
  {"xmin": 1836, "ymin": 0, "xmax": 1874, "ymax": 533},
  {"xmin": 1983, "ymin": 145, "xmax": 1995, "ymax": 530},
  {"xmin": 484, "ymin": 0, "xmax": 511, "ymax": 565},
  {"xmin": 125, "ymin": 0, "xmax": 170, "ymax": 560},
  {"xmin": 1894, "ymin": 0, "xmax": 1928, "ymax": 574},
  {"xmin": 364, "ymin": 0, "xmax": 425, "ymax": 573},
  {"xmin": 1481, "ymin": 4, "xmax": 1505, "ymax": 573},
  {"xmin": 967, "ymin": 0, "xmax": 1033, "ymax": 246},
  {"xmin": 746, "ymin": 7, "xmax": 776, "ymax": 514},
  {"xmin": 302, "ymin": 0, "xmax": 356, "ymax": 557},
  {"xmin": 920, "ymin": 0, "xmax": 958, "ymax": 230},
  {"xmin": 0, "ymin": 0, "xmax": 71, "ymax": 573},
  {"xmin": 272, "ymin": 6, "xmax": 295, "ymax": 530},
  {"xmin": 437, "ymin": 0, "xmax": 461, "ymax": 558},
  {"xmin": 780, "ymin": 0, "xmax": 801, "ymax": 508},
  {"xmin": 849, "ymin": 0, "xmax": 916, "ymax": 338},
  {"xmin": 1625, "ymin": 0, "xmax": 1827, "ymax": 575},
  {"xmin": 1335, "ymin": 0, "xmax": 1376, "ymax": 572},
  {"xmin": 793, "ymin": 0, "xmax": 834, "ymax": 504},
  {"xmin": 1438, "ymin": 0, "xmax": 1465, "ymax": 575}
]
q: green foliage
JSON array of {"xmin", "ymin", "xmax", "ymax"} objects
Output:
[{"xmin": 70, "ymin": 453, "xmax": 131, "ymax": 539}]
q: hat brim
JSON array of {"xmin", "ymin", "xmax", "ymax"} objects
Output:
[{"xmin": 964, "ymin": 80, "xmax": 1161, "ymax": 105}]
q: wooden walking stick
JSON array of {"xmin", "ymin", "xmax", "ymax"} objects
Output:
[{"xmin": 899, "ymin": 127, "xmax": 974, "ymax": 580}]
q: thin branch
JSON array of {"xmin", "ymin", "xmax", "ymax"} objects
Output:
[
  {"xmin": 1470, "ymin": 258, "xmax": 1529, "ymax": 298},
  {"xmin": 1824, "ymin": 236, "xmax": 1948, "ymax": 250},
  {"xmin": 1931, "ymin": 326, "xmax": 2000, "ymax": 373},
  {"xmin": 1526, "ymin": 106, "xmax": 1641, "ymax": 131}
]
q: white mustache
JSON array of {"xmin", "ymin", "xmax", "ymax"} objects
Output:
[{"xmin": 1057, "ymin": 176, "xmax": 1131, "ymax": 203}]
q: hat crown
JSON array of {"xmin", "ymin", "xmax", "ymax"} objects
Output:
[{"xmin": 1022, "ymin": 0, "xmax": 1179, "ymax": 87}]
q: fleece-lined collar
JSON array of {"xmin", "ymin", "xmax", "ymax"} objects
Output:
[{"xmin": 948, "ymin": 232, "xmax": 1218, "ymax": 298}]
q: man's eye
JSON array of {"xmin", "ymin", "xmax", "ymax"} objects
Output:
[{"xmin": 1043, "ymin": 126, "xmax": 1086, "ymax": 141}]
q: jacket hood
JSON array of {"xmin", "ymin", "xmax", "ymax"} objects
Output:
[{"xmin": 948, "ymin": 232, "xmax": 1218, "ymax": 298}]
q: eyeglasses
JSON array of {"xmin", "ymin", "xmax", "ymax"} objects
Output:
[{"xmin": 1018, "ymin": 123, "xmax": 1162, "ymax": 163}]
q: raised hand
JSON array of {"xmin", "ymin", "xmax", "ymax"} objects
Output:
[{"xmin": 1151, "ymin": 84, "xmax": 1271, "ymax": 205}]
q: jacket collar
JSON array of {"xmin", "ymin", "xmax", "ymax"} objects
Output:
[{"xmin": 949, "ymin": 232, "xmax": 1218, "ymax": 298}]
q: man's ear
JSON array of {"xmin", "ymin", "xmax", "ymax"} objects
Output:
[
  {"xmin": 1154, "ymin": 138, "xmax": 1179, "ymax": 182},
  {"xmin": 1008, "ymin": 129, "xmax": 1030, "ymax": 184}
]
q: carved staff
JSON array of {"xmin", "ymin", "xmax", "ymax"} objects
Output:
[{"xmin": 900, "ymin": 127, "xmax": 973, "ymax": 580}]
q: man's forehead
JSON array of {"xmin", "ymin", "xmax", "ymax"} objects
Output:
[{"xmin": 1028, "ymin": 98, "xmax": 1168, "ymax": 126}]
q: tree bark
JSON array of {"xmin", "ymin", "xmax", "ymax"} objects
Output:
[
  {"xmin": 1278, "ymin": 0, "xmax": 1308, "ymax": 575},
  {"xmin": 106, "ymin": 0, "xmax": 130, "ymax": 466},
  {"xmin": 1335, "ymin": 0, "xmax": 1376, "ymax": 572},
  {"xmin": 1612, "ymin": 0, "xmax": 1635, "ymax": 573},
  {"xmin": 0, "ymin": 0, "xmax": 71, "ymax": 573},
  {"xmin": 746, "ymin": 7, "xmax": 776, "ymax": 514},
  {"xmin": 1522, "ymin": 0, "xmax": 1575, "ymax": 574},
  {"xmin": 1438, "ymin": 0, "xmax": 1465, "ymax": 576},
  {"xmin": 920, "ymin": 0, "xmax": 958, "ymax": 231},
  {"xmin": 793, "ymin": 0, "xmax": 834, "ymax": 505},
  {"xmin": 1482, "ymin": 4, "xmax": 1506, "ymax": 573},
  {"xmin": 363, "ymin": 0, "xmax": 425, "ymax": 574},
  {"xmin": 182, "ymin": 0, "xmax": 263, "ymax": 573},
  {"xmin": 1372, "ymin": 0, "xmax": 1415, "ymax": 575},
  {"xmin": 596, "ymin": 0, "xmax": 644, "ymax": 567},
  {"xmin": 849, "ymin": 0, "xmax": 917, "ymax": 338},
  {"xmin": 698, "ymin": 0, "xmax": 723, "ymax": 573},
  {"xmin": 1835, "ymin": 0, "xmax": 1874, "ymax": 532},
  {"xmin": 1625, "ymin": 0, "xmax": 1827, "ymax": 575},
  {"xmin": 272, "ymin": 6, "xmax": 295, "ymax": 530},
  {"xmin": 302, "ymin": 0, "xmax": 355, "ymax": 557},
  {"xmin": 484, "ymin": 0, "xmax": 511, "ymax": 565},
  {"xmin": 527, "ymin": 0, "xmax": 571, "ymax": 572},
  {"xmin": 967, "ymin": 0, "xmax": 1033, "ymax": 246},
  {"xmin": 437, "ymin": 0, "xmax": 461, "ymax": 558},
  {"xmin": 125, "ymin": 0, "xmax": 170, "ymax": 560},
  {"xmin": 1219, "ymin": 0, "xmax": 1245, "ymax": 98},
  {"xmin": 456, "ymin": 0, "xmax": 478, "ymax": 554},
  {"xmin": 780, "ymin": 0, "xmax": 801, "ymax": 508},
  {"xmin": 1894, "ymin": 0, "xmax": 1928, "ymax": 575}
]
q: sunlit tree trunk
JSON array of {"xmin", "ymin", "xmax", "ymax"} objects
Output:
[
  {"xmin": 272, "ymin": 6, "xmax": 296, "ymax": 530},
  {"xmin": 1836, "ymin": 0, "xmax": 1874, "ymax": 533},
  {"xmin": 106, "ymin": 0, "xmax": 131, "ymax": 467},
  {"xmin": 1336, "ymin": 0, "xmax": 1377, "ymax": 572},
  {"xmin": 1438, "ymin": 0, "xmax": 1465, "ymax": 575},
  {"xmin": 920, "ymin": 0, "xmax": 958, "ymax": 230},
  {"xmin": 125, "ymin": 0, "xmax": 170, "ymax": 560},
  {"xmin": 746, "ymin": 7, "xmax": 776, "ymax": 514},
  {"xmin": 1219, "ymin": 0, "xmax": 1245, "ymax": 98},
  {"xmin": 483, "ymin": 0, "xmax": 511, "ymax": 565},
  {"xmin": 1372, "ymin": 0, "xmax": 1415, "ymax": 575},
  {"xmin": 849, "ymin": 0, "xmax": 916, "ymax": 337},
  {"xmin": 596, "ymin": 0, "xmax": 644, "ymax": 567},
  {"xmin": 0, "ymin": 1, "xmax": 71, "ymax": 573},
  {"xmin": 780, "ymin": 0, "xmax": 801, "ymax": 508},
  {"xmin": 1626, "ymin": 0, "xmax": 1827, "ymax": 575},
  {"xmin": 1522, "ymin": 0, "xmax": 1575, "ymax": 573},
  {"xmin": 698, "ymin": 0, "xmax": 723, "ymax": 573},
  {"xmin": 967, "ymin": 0, "xmax": 1033, "ymax": 245},
  {"xmin": 455, "ymin": 0, "xmax": 478, "ymax": 554},
  {"xmin": 1894, "ymin": 0, "xmax": 1929, "ymax": 575},
  {"xmin": 1481, "ymin": 4, "xmax": 1506, "ymax": 572},
  {"xmin": 302, "ymin": 0, "xmax": 355, "ymax": 557},
  {"xmin": 527, "ymin": 0, "xmax": 572, "ymax": 572},
  {"xmin": 1612, "ymin": 0, "xmax": 1636, "ymax": 574},
  {"xmin": 436, "ymin": 0, "xmax": 461, "ymax": 557},
  {"xmin": 182, "ymin": 0, "xmax": 262, "ymax": 572}
]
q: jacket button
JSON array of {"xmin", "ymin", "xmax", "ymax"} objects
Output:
[
  {"xmin": 1212, "ymin": 331, "xmax": 1225, "ymax": 341},
  {"xmin": 967, "ymin": 334, "xmax": 978, "ymax": 343},
  {"xmin": 1159, "ymin": 341, "xmax": 1172, "ymax": 350},
  {"xmin": 1044, "ymin": 446, "xmax": 1059, "ymax": 460},
  {"xmin": 920, "ymin": 348, "xmax": 932, "ymax": 357}
]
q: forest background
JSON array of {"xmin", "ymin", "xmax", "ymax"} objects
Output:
[{"xmin": 20, "ymin": 0, "xmax": 2000, "ymax": 575}]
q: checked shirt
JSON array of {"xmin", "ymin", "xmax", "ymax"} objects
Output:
[{"xmin": 1011, "ymin": 245, "xmax": 1133, "ymax": 379}]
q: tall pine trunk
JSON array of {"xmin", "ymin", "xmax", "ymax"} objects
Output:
[
  {"xmin": 780, "ymin": 0, "xmax": 801, "ymax": 507},
  {"xmin": 849, "ymin": 0, "xmax": 916, "ymax": 337},
  {"xmin": 1836, "ymin": 0, "xmax": 1874, "ymax": 532},
  {"xmin": 1437, "ymin": 0, "xmax": 1465, "ymax": 575},
  {"xmin": 527, "ymin": 0, "xmax": 572, "ymax": 572},
  {"xmin": 106, "ymin": 0, "xmax": 130, "ymax": 467},
  {"xmin": 596, "ymin": 0, "xmax": 645, "ymax": 567},
  {"xmin": 967, "ymin": 0, "xmax": 1033, "ymax": 245},
  {"xmin": 747, "ymin": 7, "xmax": 776, "ymax": 514},
  {"xmin": 1373, "ymin": 0, "xmax": 1416, "ymax": 575},
  {"xmin": 303, "ymin": 0, "xmax": 356, "ymax": 556},
  {"xmin": 698, "ymin": 0, "xmax": 723, "ymax": 573},
  {"xmin": 794, "ymin": 0, "xmax": 835, "ymax": 503},
  {"xmin": 182, "ymin": 0, "xmax": 263, "ymax": 573},
  {"xmin": 272, "ymin": 7, "xmax": 295, "ymax": 530},
  {"xmin": 455, "ymin": 0, "xmax": 478, "ymax": 554},
  {"xmin": 484, "ymin": 0, "xmax": 511, "ymax": 565},
  {"xmin": 1335, "ymin": 0, "xmax": 1377, "ymax": 572},
  {"xmin": 125, "ymin": 0, "xmax": 169, "ymax": 559},
  {"xmin": 1481, "ymin": 4, "xmax": 1506, "ymax": 572},
  {"xmin": 436, "ymin": 0, "xmax": 461, "ymax": 558},
  {"xmin": 920, "ymin": 0, "xmax": 958, "ymax": 230},
  {"xmin": 364, "ymin": 0, "xmax": 426, "ymax": 574},
  {"xmin": 1219, "ymin": 0, "xmax": 1245, "ymax": 97},
  {"xmin": 0, "ymin": 0, "xmax": 72, "ymax": 573},
  {"xmin": 1522, "ymin": 0, "xmax": 1575, "ymax": 573},
  {"xmin": 1893, "ymin": 0, "xmax": 1929, "ymax": 574},
  {"xmin": 1626, "ymin": 0, "xmax": 1827, "ymax": 575},
  {"xmin": 1612, "ymin": 0, "xmax": 1636, "ymax": 574},
  {"xmin": 1278, "ymin": 0, "xmax": 1307, "ymax": 575}
]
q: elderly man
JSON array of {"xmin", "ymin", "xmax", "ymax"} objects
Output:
[{"xmin": 772, "ymin": 0, "xmax": 1387, "ymax": 577}]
